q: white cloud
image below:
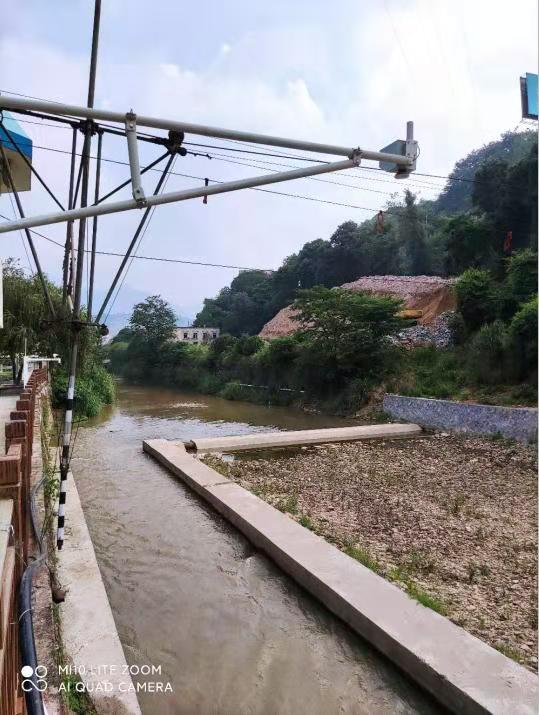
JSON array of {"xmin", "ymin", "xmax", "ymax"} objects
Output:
[{"xmin": 1, "ymin": 1, "xmax": 536, "ymax": 316}]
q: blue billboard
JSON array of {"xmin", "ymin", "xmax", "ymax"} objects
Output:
[{"xmin": 520, "ymin": 73, "xmax": 538, "ymax": 120}]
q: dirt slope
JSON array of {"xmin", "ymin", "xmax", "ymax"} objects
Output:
[{"xmin": 259, "ymin": 275, "xmax": 456, "ymax": 338}]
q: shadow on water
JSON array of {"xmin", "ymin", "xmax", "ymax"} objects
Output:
[{"xmin": 71, "ymin": 382, "xmax": 443, "ymax": 715}]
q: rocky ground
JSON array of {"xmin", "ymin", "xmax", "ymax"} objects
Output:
[{"xmin": 204, "ymin": 433, "xmax": 537, "ymax": 670}]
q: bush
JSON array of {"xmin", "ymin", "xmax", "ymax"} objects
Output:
[
  {"xmin": 51, "ymin": 364, "xmax": 115, "ymax": 418},
  {"xmin": 455, "ymin": 269, "xmax": 498, "ymax": 331},
  {"xmin": 400, "ymin": 347, "xmax": 465, "ymax": 398},
  {"xmin": 506, "ymin": 249, "xmax": 538, "ymax": 303},
  {"xmin": 108, "ymin": 341, "xmax": 129, "ymax": 374},
  {"xmin": 509, "ymin": 296, "xmax": 538, "ymax": 380},
  {"xmin": 236, "ymin": 335, "xmax": 264, "ymax": 356},
  {"xmin": 466, "ymin": 321, "xmax": 511, "ymax": 385},
  {"xmin": 446, "ymin": 312, "xmax": 466, "ymax": 345}
]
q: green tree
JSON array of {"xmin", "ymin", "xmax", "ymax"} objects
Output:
[
  {"xmin": 129, "ymin": 295, "xmax": 176, "ymax": 346},
  {"xmin": 472, "ymin": 141, "xmax": 538, "ymax": 252},
  {"xmin": 506, "ymin": 249, "xmax": 538, "ymax": 303},
  {"xmin": 455, "ymin": 268, "xmax": 498, "ymax": 331},
  {"xmin": 398, "ymin": 190, "xmax": 430, "ymax": 275},
  {"xmin": 466, "ymin": 321, "xmax": 510, "ymax": 385},
  {"xmin": 0, "ymin": 259, "xmax": 61, "ymax": 382},
  {"xmin": 111, "ymin": 326, "xmax": 135, "ymax": 344},
  {"xmin": 436, "ymin": 129, "xmax": 536, "ymax": 214},
  {"xmin": 293, "ymin": 287, "xmax": 403, "ymax": 392},
  {"xmin": 195, "ymin": 270, "xmax": 274, "ymax": 336},
  {"xmin": 509, "ymin": 296, "xmax": 538, "ymax": 380},
  {"xmin": 443, "ymin": 214, "xmax": 498, "ymax": 275}
]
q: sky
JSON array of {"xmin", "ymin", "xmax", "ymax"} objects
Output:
[{"xmin": 1, "ymin": 0, "xmax": 537, "ymax": 321}]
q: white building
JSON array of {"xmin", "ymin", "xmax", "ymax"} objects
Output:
[{"xmin": 174, "ymin": 327, "xmax": 220, "ymax": 344}]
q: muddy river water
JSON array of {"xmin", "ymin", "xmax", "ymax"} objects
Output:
[{"xmin": 71, "ymin": 382, "xmax": 442, "ymax": 715}]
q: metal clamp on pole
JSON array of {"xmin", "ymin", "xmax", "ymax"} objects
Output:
[
  {"xmin": 405, "ymin": 121, "xmax": 418, "ymax": 171},
  {"xmin": 349, "ymin": 148, "xmax": 362, "ymax": 166},
  {"xmin": 125, "ymin": 111, "xmax": 146, "ymax": 206}
]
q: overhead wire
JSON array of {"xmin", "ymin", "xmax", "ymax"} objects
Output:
[
  {"xmin": 0, "ymin": 213, "xmax": 272, "ymax": 271},
  {"xmin": 104, "ymin": 156, "xmax": 179, "ymax": 321}
]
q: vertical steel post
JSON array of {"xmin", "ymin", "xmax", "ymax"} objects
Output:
[
  {"xmin": 57, "ymin": 0, "xmax": 101, "ymax": 550},
  {"xmin": 62, "ymin": 126, "xmax": 78, "ymax": 303},
  {"xmin": 88, "ymin": 130, "xmax": 102, "ymax": 321}
]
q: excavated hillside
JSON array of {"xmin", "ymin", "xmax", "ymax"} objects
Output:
[{"xmin": 259, "ymin": 275, "xmax": 456, "ymax": 339}]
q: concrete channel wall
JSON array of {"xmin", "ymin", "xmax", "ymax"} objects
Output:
[
  {"xmin": 56, "ymin": 471, "xmax": 142, "ymax": 715},
  {"xmin": 185, "ymin": 423, "xmax": 422, "ymax": 453},
  {"xmin": 384, "ymin": 394, "xmax": 538, "ymax": 443},
  {"xmin": 143, "ymin": 437, "xmax": 538, "ymax": 715}
]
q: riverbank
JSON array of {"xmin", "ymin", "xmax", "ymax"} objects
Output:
[{"xmin": 204, "ymin": 432, "xmax": 538, "ymax": 670}]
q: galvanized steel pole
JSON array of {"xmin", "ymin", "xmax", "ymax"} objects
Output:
[
  {"xmin": 57, "ymin": 0, "xmax": 101, "ymax": 550},
  {"xmin": 0, "ymin": 157, "xmax": 359, "ymax": 234}
]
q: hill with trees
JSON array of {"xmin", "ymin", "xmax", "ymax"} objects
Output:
[
  {"xmin": 194, "ymin": 129, "xmax": 537, "ymax": 337},
  {"xmin": 108, "ymin": 128, "xmax": 537, "ymax": 415}
]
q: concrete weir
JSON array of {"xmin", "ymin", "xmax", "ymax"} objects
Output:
[
  {"xmin": 184, "ymin": 422, "xmax": 423, "ymax": 453},
  {"xmin": 143, "ymin": 436, "xmax": 538, "ymax": 715}
]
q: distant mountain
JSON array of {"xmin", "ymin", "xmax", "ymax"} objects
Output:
[{"xmin": 431, "ymin": 129, "xmax": 536, "ymax": 215}]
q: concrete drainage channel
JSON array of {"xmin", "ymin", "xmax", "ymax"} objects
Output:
[{"xmin": 144, "ymin": 424, "xmax": 538, "ymax": 715}]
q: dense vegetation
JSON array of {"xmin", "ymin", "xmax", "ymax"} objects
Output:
[
  {"xmin": 108, "ymin": 245, "xmax": 538, "ymax": 413},
  {"xmin": 109, "ymin": 288, "xmax": 407, "ymax": 413},
  {"xmin": 1, "ymin": 259, "xmax": 113, "ymax": 417},
  {"xmin": 108, "ymin": 129, "xmax": 537, "ymax": 414},
  {"xmin": 395, "ymin": 251, "xmax": 537, "ymax": 405},
  {"xmin": 195, "ymin": 130, "xmax": 537, "ymax": 336}
]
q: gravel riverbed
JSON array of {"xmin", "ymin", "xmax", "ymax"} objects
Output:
[{"xmin": 204, "ymin": 433, "xmax": 537, "ymax": 670}]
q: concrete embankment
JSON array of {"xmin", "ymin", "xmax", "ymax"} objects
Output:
[
  {"xmin": 143, "ymin": 434, "xmax": 538, "ymax": 715},
  {"xmin": 184, "ymin": 422, "xmax": 422, "ymax": 453},
  {"xmin": 384, "ymin": 394, "xmax": 538, "ymax": 443}
]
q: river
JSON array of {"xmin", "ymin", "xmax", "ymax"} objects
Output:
[{"xmin": 70, "ymin": 382, "xmax": 441, "ymax": 715}]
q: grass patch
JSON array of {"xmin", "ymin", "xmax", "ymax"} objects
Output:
[
  {"xmin": 495, "ymin": 642, "xmax": 525, "ymax": 664},
  {"xmin": 298, "ymin": 514, "xmax": 315, "ymax": 531},
  {"xmin": 406, "ymin": 581, "xmax": 448, "ymax": 615},
  {"xmin": 344, "ymin": 545, "xmax": 381, "ymax": 573},
  {"xmin": 393, "ymin": 345, "xmax": 537, "ymax": 407},
  {"xmin": 277, "ymin": 494, "xmax": 298, "ymax": 515},
  {"xmin": 60, "ymin": 674, "xmax": 98, "ymax": 714}
]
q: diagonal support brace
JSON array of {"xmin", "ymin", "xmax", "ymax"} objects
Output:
[{"xmin": 125, "ymin": 111, "xmax": 146, "ymax": 206}]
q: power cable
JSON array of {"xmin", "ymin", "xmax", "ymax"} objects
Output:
[
  {"xmin": 199, "ymin": 150, "xmax": 440, "ymax": 194},
  {"xmin": 104, "ymin": 156, "xmax": 179, "ymax": 321},
  {"xmin": 26, "ymin": 138, "xmax": 444, "ymax": 194},
  {"xmin": 0, "ymin": 213, "xmax": 274, "ymax": 270}
]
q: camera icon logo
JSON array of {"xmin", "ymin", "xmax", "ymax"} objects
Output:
[{"xmin": 21, "ymin": 665, "xmax": 48, "ymax": 692}]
